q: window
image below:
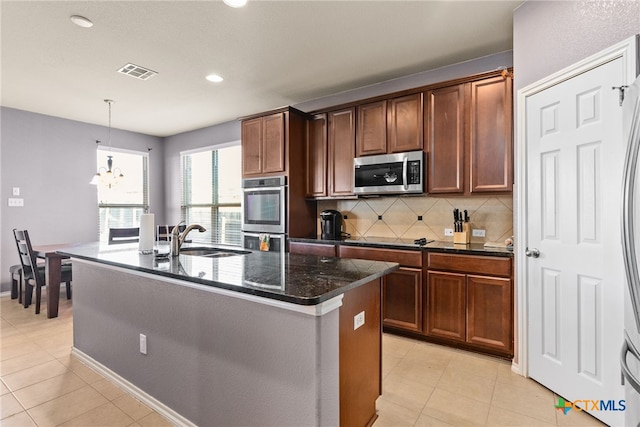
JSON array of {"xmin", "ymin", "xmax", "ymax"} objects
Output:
[
  {"xmin": 181, "ymin": 144, "xmax": 242, "ymax": 246},
  {"xmin": 96, "ymin": 148, "xmax": 149, "ymax": 242}
]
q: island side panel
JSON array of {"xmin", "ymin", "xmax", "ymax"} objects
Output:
[
  {"xmin": 339, "ymin": 278, "xmax": 382, "ymax": 427},
  {"xmin": 71, "ymin": 261, "xmax": 340, "ymax": 427}
]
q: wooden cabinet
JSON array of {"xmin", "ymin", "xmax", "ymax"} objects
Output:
[
  {"xmin": 289, "ymin": 241, "xmax": 336, "ymax": 257},
  {"xmin": 241, "ymin": 112, "xmax": 285, "ymax": 176},
  {"xmin": 426, "ymin": 271, "xmax": 466, "ymax": 341},
  {"xmin": 339, "ymin": 246, "xmax": 423, "ymax": 333},
  {"xmin": 328, "ymin": 108, "xmax": 355, "ymax": 197},
  {"xmin": 426, "ymin": 252, "xmax": 513, "ymax": 356},
  {"xmin": 306, "ymin": 114, "xmax": 327, "ymax": 197},
  {"xmin": 356, "ymin": 94, "xmax": 423, "ymax": 157},
  {"xmin": 425, "ymin": 73, "xmax": 513, "ymax": 194},
  {"xmin": 388, "ymin": 93, "xmax": 423, "ymax": 153}
]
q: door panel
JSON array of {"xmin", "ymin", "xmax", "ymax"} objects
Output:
[
  {"xmin": 426, "ymin": 271, "xmax": 465, "ymax": 341},
  {"xmin": 526, "ymin": 57, "xmax": 625, "ymax": 425}
]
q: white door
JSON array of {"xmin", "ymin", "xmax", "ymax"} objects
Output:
[{"xmin": 526, "ymin": 57, "xmax": 625, "ymax": 426}]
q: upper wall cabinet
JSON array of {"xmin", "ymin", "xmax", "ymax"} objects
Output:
[
  {"xmin": 242, "ymin": 112, "xmax": 285, "ymax": 176},
  {"xmin": 306, "ymin": 114, "xmax": 328, "ymax": 197},
  {"xmin": 241, "ymin": 107, "xmax": 309, "ymax": 179},
  {"xmin": 425, "ymin": 73, "xmax": 513, "ymax": 194},
  {"xmin": 328, "ymin": 108, "xmax": 355, "ymax": 197},
  {"xmin": 356, "ymin": 93, "xmax": 423, "ymax": 157}
]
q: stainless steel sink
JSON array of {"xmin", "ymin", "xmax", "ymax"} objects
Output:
[{"xmin": 179, "ymin": 247, "xmax": 250, "ymax": 258}]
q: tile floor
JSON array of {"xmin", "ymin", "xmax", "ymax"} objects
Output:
[{"xmin": 1, "ymin": 293, "xmax": 605, "ymax": 427}]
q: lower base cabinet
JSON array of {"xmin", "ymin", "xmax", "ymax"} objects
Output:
[
  {"xmin": 426, "ymin": 271, "xmax": 465, "ymax": 341},
  {"xmin": 466, "ymin": 274, "xmax": 512, "ymax": 353},
  {"xmin": 383, "ymin": 268, "xmax": 423, "ymax": 333}
]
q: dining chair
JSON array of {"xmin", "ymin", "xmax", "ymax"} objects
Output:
[
  {"xmin": 13, "ymin": 229, "xmax": 73, "ymax": 314},
  {"xmin": 108, "ymin": 227, "xmax": 140, "ymax": 244},
  {"xmin": 9, "ymin": 264, "xmax": 22, "ymax": 302},
  {"xmin": 156, "ymin": 224, "xmax": 186, "ymax": 242}
]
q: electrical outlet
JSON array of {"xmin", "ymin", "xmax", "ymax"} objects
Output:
[
  {"xmin": 354, "ymin": 311, "xmax": 365, "ymax": 330},
  {"xmin": 12, "ymin": 187, "xmax": 20, "ymax": 196},
  {"xmin": 472, "ymin": 229, "xmax": 486, "ymax": 237},
  {"xmin": 139, "ymin": 334, "xmax": 147, "ymax": 355},
  {"xmin": 444, "ymin": 228, "xmax": 454, "ymax": 236},
  {"xmin": 8, "ymin": 198, "xmax": 24, "ymax": 207}
]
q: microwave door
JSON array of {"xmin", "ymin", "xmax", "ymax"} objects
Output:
[{"xmin": 356, "ymin": 162, "xmax": 405, "ymax": 188}]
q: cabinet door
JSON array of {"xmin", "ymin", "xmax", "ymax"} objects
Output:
[
  {"xmin": 262, "ymin": 112, "xmax": 286, "ymax": 174},
  {"xmin": 328, "ymin": 108, "xmax": 355, "ymax": 197},
  {"xmin": 307, "ymin": 114, "xmax": 327, "ymax": 197},
  {"xmin": 388, "ymin": 93, "xmax": 423, "ymax": 153},
  {"xmin": 356, "ymin": 101, "xmax": 387, "ymax": 156},
  {"xmin": 425, "ymin": 85, "xmax": 465, "ymax": 193},
  {"xmin": 469, "ymin": 75, "xmax": 513, "ymax": 192},
  {"xmin": 467, "ymin": 275, "xmax": 512, "ymax": 353},
  {"xmin": 242, "ymin": 117, "xmax": 263, "ymax": 176},
  {"xmin": 382, "ymin": 268, "xmax": 423, "ymax": 332},
  {"xmin": 426, "ymin": 271, "xmax": 466, "ymax": 341}
]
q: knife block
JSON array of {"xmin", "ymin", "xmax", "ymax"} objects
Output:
[{"xmin": 453, "ymin": 223, "xmax": 470, "ymax": 245}]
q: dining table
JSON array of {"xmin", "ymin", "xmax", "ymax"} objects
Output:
[{"xmin": 33, "ymin": 244, "xmax": 73, "ymax": 318}]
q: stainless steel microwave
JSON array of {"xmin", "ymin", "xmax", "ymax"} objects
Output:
[{"xmin": 354, "ymin": 151, "xmax": 424, "ymax": 195}]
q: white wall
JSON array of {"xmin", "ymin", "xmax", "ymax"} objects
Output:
[{"xmin": 0, "ymin": 107, "xmax": 164, "ymax": 293}]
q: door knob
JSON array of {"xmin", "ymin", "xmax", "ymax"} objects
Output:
[{"xmin": 525, "ymin": 247, "xmax": 540, "ymax": 258}]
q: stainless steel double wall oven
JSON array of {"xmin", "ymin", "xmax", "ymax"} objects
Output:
[{"xmin": 241, "ymin": 175, "xmax": 286, "ymax": 252}]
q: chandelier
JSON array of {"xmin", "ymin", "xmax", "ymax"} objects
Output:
[{"xmin": 90, "ymin": 99, "xmax": 124, "ymax": 188}]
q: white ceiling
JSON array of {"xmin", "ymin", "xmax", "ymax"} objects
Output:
[{"xmin": 1, "ymin": 1, "xmax": 522, "ymax": 137}]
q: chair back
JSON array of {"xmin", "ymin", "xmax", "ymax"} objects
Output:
[
  {"xmin": 108, "ymin": 227, "xmax": 140, "ymax": 245},
  {"xmin": 156, "ymin": 224, "xmax": 186, "ymax": 242},
  {"xmin": 13, "ymin": 229, "xmax": 44, "ymax": 288}
]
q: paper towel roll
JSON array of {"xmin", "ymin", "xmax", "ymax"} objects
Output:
[{"xmin": 139, "ymin": 213, "xmax": 155, "ymax": 254}]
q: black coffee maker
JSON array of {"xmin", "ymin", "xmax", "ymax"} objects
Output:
[{"xmin": 320, "ymin": 210, "xmax": 342, "ymax": 240}]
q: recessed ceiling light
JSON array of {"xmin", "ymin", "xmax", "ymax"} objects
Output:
[
  {"xmin": 206, "ymin": 74, "xmax": 224, "ymax": 83},
  {"xmin": 70, "ymin": 15, "xmax": 93, "ymax": 28},
  {"xmin": 223, "ymin": 0, "xmax": 247, "ymax": 8}
]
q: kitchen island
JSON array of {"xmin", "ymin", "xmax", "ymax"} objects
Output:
[{"xmin": 59, "ymin": 242, "xmax": 398, "ymax": 427}]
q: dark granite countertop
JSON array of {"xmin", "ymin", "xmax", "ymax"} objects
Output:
[
  {"xmin": 58, "ymin": 242, "xmax": 399, "ymax": 306},
  {"xmin": 290, "ymin": 236, "xmax": 514, "ymax": 258}
]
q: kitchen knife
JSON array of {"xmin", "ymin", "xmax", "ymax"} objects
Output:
[{"xmin": 464, "ymin": 210, "xmax": 469, "ymax": 222}]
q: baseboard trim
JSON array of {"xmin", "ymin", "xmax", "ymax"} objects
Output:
[{"xmin": 71, "ymin": 347, "xmax": 196, "ymax": 427}]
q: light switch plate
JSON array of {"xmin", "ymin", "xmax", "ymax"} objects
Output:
[{"xmin": 472, "ymin": 229, "xmax": 486, "ymax": 237}]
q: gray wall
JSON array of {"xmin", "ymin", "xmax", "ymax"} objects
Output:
[
  {"xmin": 513, "ymin": 1, "xmax": 640, "ymax": 95},
  {"xmin": 0, "ymin": 107, "xmax": 164, "ymax": 292}
]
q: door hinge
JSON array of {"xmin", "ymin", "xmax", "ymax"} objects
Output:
[{"xmin": 612, "ymin": 85, "xmax": 629, "ymax": 106}]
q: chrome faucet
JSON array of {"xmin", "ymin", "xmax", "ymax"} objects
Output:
[{"xmin": 170, "ymin": 221, "xmax": 206, "ymax": 256}]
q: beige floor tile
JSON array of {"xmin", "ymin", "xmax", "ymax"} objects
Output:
[
  {"xmin": 446, "ymin": 351, "xmax": 501, "ymax": 381},
  {"xmin": 555, "ymin": 404, "xmax": 607, "ymax": 426},
  {"xmin": 112, "ymin": 394, "xmax": 153, "ymax": 421},
  {"xmin": 422, "ymin": 388, "xmax": 490, "ymax": 426},
  {"xmin": 136, "ymin": 411, "xmax": 175, "ymax": 427},
  {"xmin": 0, "ymin": 349, "xmax": 55, "ymax": 376},
  {"xmin": 390, "ymin": 355, "xmax": 446, "ymax": 387},
  {"xmin": 382, "ymin": 372, "xmax": 434, "ymax": 412},
  {"xmin": 0, "ymin": 342, "xmax": 41, "ymax": 362},
  {"xmin": 27, "ymin": 385, "xmax": 108, "ymax": 427},
  {"xmin": 491, "ymin": 376, "xmax": 557, "ymax": 424},
  {"xmin": 1, "ymin": 379, "xmax": 10, "ymax": 395},
  {"xmin": 66, "ymin": 358, "xmax": 104, "ymax": 384},
  {"xmin": 57, "ymin": 402, "xmax": 134, "ymax": 427},
  {"xmin": 382, "ymin": 354, "xmax": 402, "ymax": 379},
  {"xmin": 486, "ymin": 405, "xmax": 556, "ymax": 426},
  {"xmin": 0, "ymin": 410, "xmax": 37, "ymax": 427},
  {"xmin": 91, "ymin": 378, "xmax": 126, "ymax": 401},
  {"xmin": 373, "ymin": 396, "xmax": 422, "ymax": 427},
  {"xmin": 0, "ymin": 393, "xmax": 25, "ymax": 419},
  {"xmin": 382, "ymin": 334, "xmax": 417, "ymax": 359},
  {"xmin": 403, "ymin": 342, "xmax": 455, "ymax": 370},
  {"xmin": 436, "ymin": 366, "xmax": 497, "ymax": 404},
  {"xmin": 13, "ymin": 371, "xmax": 86, "ymax": 409},
  {"xmin": 414, "ymin": 413, "xmax": 456, "ymax": 426},
  {"xmin": 2, "ymin": 359, "xmax": 68, "ymax": 392},
  {"xmin": 1, "ymin": 333, "xmax": 32, "ymax": 350}
]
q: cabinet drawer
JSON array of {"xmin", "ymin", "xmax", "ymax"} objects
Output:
[
  {"xmin": 339, "ymin": 246, "xmax": 422, "ymax": 268},
  {"xmin": 427, "ymin": 253, "xmax": 511, "ymax": 277},
  {"xmin": 289, "ymin": 242, "xmax": 336, "ymax": 257}
]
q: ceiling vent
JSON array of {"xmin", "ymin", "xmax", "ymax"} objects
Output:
[{"xmin": 117, "ymin": 63, "xmax": 158, "ymax": 80}]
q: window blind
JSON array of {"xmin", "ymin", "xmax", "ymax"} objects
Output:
[{"xmin": 180, "ymin": 144, "xmax": 242, "ymax": 246}]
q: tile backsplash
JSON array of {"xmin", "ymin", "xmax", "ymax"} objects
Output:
[{"xmin": 317, "ymin": 195, "xmax": 513, "ymax": 245}]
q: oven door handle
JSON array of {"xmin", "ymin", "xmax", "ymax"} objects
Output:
[{"xmin": 402, "ymin": 156, "xmax": 408, "ymax": 191}]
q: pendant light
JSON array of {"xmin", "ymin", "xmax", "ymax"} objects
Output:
[{"xmin": 90, "ymin": 99, "xmax": 124, "ymax": 188}]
